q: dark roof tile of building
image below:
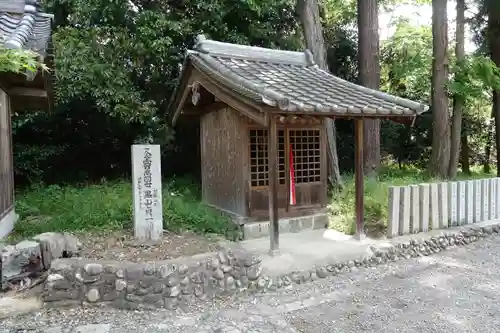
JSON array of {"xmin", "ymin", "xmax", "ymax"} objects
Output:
[
  {"xmin": 0, "ymin": 0, "xmax": 52, "ymax": 56},
  {"xmin": 185, "ymin": 35, "xmax": 428, "ymax": 116}
]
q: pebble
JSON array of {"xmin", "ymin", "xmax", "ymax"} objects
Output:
[
  {"xmin": 257, "ymin": 278, "xmax": 267, "ymax": 289},
  {"xmin": 316, "ymin": 267, "xmax": 328, "ymax": 278},
  {"xmin": 213, "ymin": 269, "xmax": 225, "ymax": 280},
  {"xmin": 84, "ymin": 263, "xmax": 104, "ymax": 276},
  {"xmin": 86, "ymin": 288, "xmax": 100, "ymax": 302},
  {"xmin": 115, "ymin": 279, "xmax": 127, "ymax": 291},
  {"xmin": 246, "ymin": 265, "xmax": 261, "ymax": 280}
]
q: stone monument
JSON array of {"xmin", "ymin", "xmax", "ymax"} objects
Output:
[{"xmin": 131, "ymin": 144, "xmax": 163, "ymax": 242}]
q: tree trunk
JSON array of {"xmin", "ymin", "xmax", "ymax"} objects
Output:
[
  {"xmin": 429, "ymin": 0, "xmax": 450, "ymax": 178},
  {"xmin": 488, "ymin": 0, "xmax": 500, "ymax": 176},
  {"xmin": 357, "ymin": 0, "xmax": 381, "ymax": 177},
  {"xmin": 460, "ymin": 123, "xmax": 470, "ymax": 175},
  {"xmin": 448, "ymin": 0, "xmax": 465, "ymax": 179},
  {"xmin": 484, "ymin": 108, "xmax": 495, "ymax": 173},
  {"xmin": 297, "ymin": 0, "xmax": 342, "ymax": 187}
]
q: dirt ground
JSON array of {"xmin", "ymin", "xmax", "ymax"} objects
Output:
[{"xmin": 74, "ymin": 229, "xmax": 229, "ymax": 262}]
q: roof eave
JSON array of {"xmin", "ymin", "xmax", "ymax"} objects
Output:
[{"xmin": 168, "ymin": 55, "xmax": 195, "ymax": 126}]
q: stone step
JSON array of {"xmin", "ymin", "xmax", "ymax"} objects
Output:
[{"xmin": 242, "ymin": 213, "xmax": 328, "ymax": 240}]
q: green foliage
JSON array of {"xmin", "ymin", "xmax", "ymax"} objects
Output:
[
  {"xmin": 381, "ymin": 20, "xmax": 433, "ymax": 102},
  {"xmin": 44, "ymin": 0, "xmax": 301, "ymax": 121},
  {"xmin": 53, "ymin": 27, "xmax": 157, "ymax": 122},
  {"xmin": 0, "ymin": 46, "xmax": 47, "ymax": 74},
  {"xmin": 449, "ymin": 55, "xmax": 500, "ymax": 102},
  {"xmin": 8, "ymin": 0, "xmax": 498, "ymax": 232},
  {"xmin": 328, "ymin": 165, "xmax": 495, "ymax": 237},
  {"xmin": 8, "ymin": 0, "xmax": 302, "ymax": 184},
  {"xmin": 13, "ymin": 178, "xmax": 234, "ymax": 238}
]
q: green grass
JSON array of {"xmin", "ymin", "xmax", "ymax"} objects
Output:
[
  {"xmin": 328, "ymin": 164, "xmax": 496, "ymax": 237},
  {"xmin": 12, "ymin": 165, "xmax": 497, "ymax": 240},
  {"xmin": 13, "ymin": 177, "xmax": 235, "ymax": 238}
]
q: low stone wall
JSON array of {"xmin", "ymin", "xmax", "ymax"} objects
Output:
[
  {"xmin": 388, "ymin": 177, "xmax": 500, "ymax": 237},
  {"xmin": 43, "ymin": 249, "xmax": 263, "ymax": 310},
  {"xmin": 43, "ymin": 222, "xmax": 500, "ymax": 311}
]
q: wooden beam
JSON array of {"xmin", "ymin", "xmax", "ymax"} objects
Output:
[
  {"xmin": 194, "ymin": 69, "xmax": 267, "ymax": 126},
  {"xmin": 354, "ymin": 118, "xmax": 365, "ymax": 240},
  {"xmin": 171, "ymin": 75, "xmax": 195, "ymax": 125},
  {"xmin": 266, "ymin": 108, "xmax": 418, "ymax": 122},
  {"xmin": 268, "ymin": 115, "xmax": 279, "ymax": 255},
  {"xmin": 170, "ymin": 63, "xmax": 195, "ymax": 125},
  {"xmin": 182, "ymin": 101, "xmax": 226, "ymax": 115},
  {"xmin": 8, "ymin": 87, "xmax": 47, "ymax": 98}
]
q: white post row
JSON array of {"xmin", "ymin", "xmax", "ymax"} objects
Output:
[
  {"xmin": 131, "ymin": 144, "xmax": 164, "ymax": 242},
  {"xmin": 387, "ymin": 178, "xmax": 500, "ymax": 238}
]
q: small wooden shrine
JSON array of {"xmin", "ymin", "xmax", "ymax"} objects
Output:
[{"xmin": 169, "ymin": 35, "xmax": 427, "ymax": 252}]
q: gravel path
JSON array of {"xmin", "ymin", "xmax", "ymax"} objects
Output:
[{"xmin": 3, "ymin": 236, "xmax": 500, "ymax": 333}]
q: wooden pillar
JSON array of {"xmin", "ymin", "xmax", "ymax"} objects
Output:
[
  {"xmin": 354, "ymin": 118, "xmax": 365, "ymax": 240},
  {"xmin": 268, "ymin": 115, "xmax": 279, "ymax": 255},
  {"xmin": 320, "ymin": 123, "xmax": 328, "ymax": 206},
  {"xmin": 285, "ymin": 127, "xmax": 290, "ymax": 213}
]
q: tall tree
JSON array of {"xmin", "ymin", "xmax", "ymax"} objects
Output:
[
  {"xmin": 429, "ymin": 0, "xmax": 450, "ymax": 178},
  {"xmin": 297, "ymin": 0, "xmax": 343, "ymax": 186},
  {"xmin": 357, "ymin": 0, "xmax": 381, "ymax": 177},
  {"xmin": 487, "ymin": 0, "xmax": 500, "ymax": 176},
  {"xmin": 448, "ymin": 0, "xmax": 466, "ymax": 178}
]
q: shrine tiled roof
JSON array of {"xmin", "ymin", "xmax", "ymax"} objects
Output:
[
  {"xmin": 185, "ymin": 35, "xmax": 428, "ymax": 116},
  {"xmin": 0, "ymin": 0, "xmax": 53, "ymax": 56}
]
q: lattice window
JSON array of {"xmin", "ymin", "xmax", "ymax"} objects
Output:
[
  {"xmin": 249, "ymin": 129, "xmax": 285, "ymax": 187},
  {"xmin": 289, "ymin": 129, "xmax": 321, "ymax": 183}
]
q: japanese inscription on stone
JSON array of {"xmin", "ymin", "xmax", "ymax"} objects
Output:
[{"xmin": 132, "ymin": 144, "xmax": 163, "ymax": 241}]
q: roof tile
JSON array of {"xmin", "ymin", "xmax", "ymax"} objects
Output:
[
  {"xmin": 0, "ymin": 0, "xmax": 52, "ymax": 56},
  {"xmin": 187, "ymin": 35, "xmax": 428, "ymax": 117}
]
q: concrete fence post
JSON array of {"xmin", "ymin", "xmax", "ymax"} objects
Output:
[
  {"xmin": 481, "ymin": 179, "xmax": 489, "ymax": 222},
  {"xmin": 418, "ymin": 183, "xmax": 430, "ymax": 232},
  {"xmin": 474, "ymin": 180, "xmax": 482, "ymax": 223},
  {"xmin": 489, "ymin": 178, "xmax": 497, "ymax": 220},
  {"xmin": 399, "ymin": 186, "xmax": 411, "ymax": 235},
  {"xmin": 496, "ymin": 178, "xmax": 500, "ymax": 219},
  {"xmin": 387, "ymin": 186, "xmax": 400, "ymax": 238},
  {"xmin": 495, "ymin": 178, "xmax": 500, "ymax": 219},
  {"xmin": 465, "ymin": 180, "xmax": 474, "ymax": 225},
  {"xmin": 410, "ymin": 185, "xmax": 420, "ymax": 234},
  {"xmin": 457, "ymin": 181, "xmax": 466, "ymax": 225},
  {"xmin": 430, "ymin": 183, "xmax": 440, "ymax": 230},
  {"xmin": 438, "ymin": 182, "xmax": 449, "ymax": 228},
  {"xmin": 448, "ymin": 181, "xmax": 457, "ymax": 227}
]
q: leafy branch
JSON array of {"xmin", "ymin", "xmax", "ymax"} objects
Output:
[
  {"xmin": 448, "ymin": 55, "xmax": 500, "ymax": 103},
  {"xmin": 0, "ymin": 46, "xmax": 48, "ymax": 75}
]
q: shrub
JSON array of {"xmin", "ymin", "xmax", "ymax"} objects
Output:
[{"xmin": 328, "ymin": 164, "xmax": 495, "ymax": 237}]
